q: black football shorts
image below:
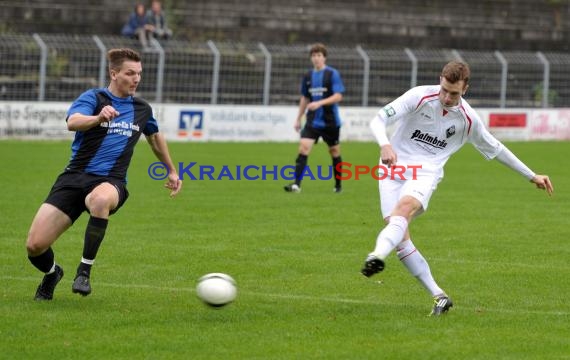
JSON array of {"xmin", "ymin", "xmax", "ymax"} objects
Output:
[
  {"xmin": 300, "ymin": 126, "xmax": 340, "ymax": 147},
  {"xmin": 44, "ymin": 171, "xmax": 129, "ymax": 223}
]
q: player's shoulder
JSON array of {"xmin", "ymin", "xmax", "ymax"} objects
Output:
[
  {"xmin": 76, "ymin": 88, "xmax": 100, "ymax": 100},
  {"xmin": 326, "ymin": 66, "xmax": 343, "ymax": 77},
  {"xmin": 402, "ymin": 85, "xmax": 439, "ymax": 98},
  {"xmin": 70, "ymin": 88, "xmax": 101, "ymax": 108},
  {"xmin": 413, "ymin": 85, "xmax": 440, "ymax": 96},
  {"xmin": 399, "ymin": 85, "xmax": 439, "ymax": 107},
  {"xmin": 132, "ymin": 96, "xmax": 154, "ymax": 115},
  {"xmin": 132, "ymin": 95, "xmax": 151, "ymax": 108},
  {"xmin": 459, "ymin": 98, "xmax": 480, "ymax": 119}
]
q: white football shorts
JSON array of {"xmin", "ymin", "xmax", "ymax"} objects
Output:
[{"xmin": 378, "ymin": 164, "xmax": 443, "ymax": 219}]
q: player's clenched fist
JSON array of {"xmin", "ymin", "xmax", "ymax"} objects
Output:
[{"xmin": 98, "ymin": 105, "xmax": 120, "ymax": 123}]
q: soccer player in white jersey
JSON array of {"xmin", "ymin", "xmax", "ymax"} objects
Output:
[{"xmin": 361, "ymin": 61, "xmax": 553, "ymax": 316}]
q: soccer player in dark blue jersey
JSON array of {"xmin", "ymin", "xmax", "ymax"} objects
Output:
[
  {"xmin": 26, "ymin": 48, "xmax": 182, "ymax": 300},
  {"xmin": 284, "ymin": 43, "xmax": 345, "ymax": 193}
]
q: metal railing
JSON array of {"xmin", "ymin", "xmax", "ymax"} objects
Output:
[{"xmin": 1, "ymin": 33, "xmax": 569, "ymax": 108}]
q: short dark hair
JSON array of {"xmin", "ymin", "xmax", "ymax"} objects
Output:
[
  {"xmin": 441, "ymin": 61, "xmax": 470, "ymax": 85},
  {"xmin": 309, "ymin": 43, "xmax": 327, "ymax": 58},
  {"xmin": 107, "ymin": 48, "xmax": 141, "ymax": 72}
]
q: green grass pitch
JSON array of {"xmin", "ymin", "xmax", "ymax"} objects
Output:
[{"xmin": 0, "ymin": 140, "xmax": 568, "ymax": 359}]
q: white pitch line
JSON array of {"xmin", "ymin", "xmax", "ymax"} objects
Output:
[
  {"xmin": 3, "ymin": 275, "xmax": 569, "ymax": 317},
  {"xmin": 426, "ymin": 256, "xmax": 569, "ymax": 271}
]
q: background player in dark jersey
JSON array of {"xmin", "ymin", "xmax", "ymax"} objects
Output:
[
  {"xmin": 284, "ymin": 43, "xmax": 345, "ymax": 193},
  {"xmin": 26, "ymin": 48, "xmax": 182, "ymax": 300}
]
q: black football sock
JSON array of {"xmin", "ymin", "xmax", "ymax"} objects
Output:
[
  {"xmin": 294, "ymin": 154, "xmax": 308, "ymax": 186},
  {"xmin": 28, "ymin": 247, "xmax": 55, "ymax": 273},
  {"xmin": 333, "ymin": 156, "xmax": 342, "ymax": 188},
  {"xmin": 77, "ymin": 216, "xmax": 108, "ymax": 277}
]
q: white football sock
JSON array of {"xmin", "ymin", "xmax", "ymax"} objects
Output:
[
  {"xmin": 396, "ymin": 239, "xmax": 444, "ymax": 297},
  {"xmin": 371, "ymin": 216, "xmax": 408, "ymax": 260}
]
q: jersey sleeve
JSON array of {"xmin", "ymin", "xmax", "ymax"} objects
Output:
[
  {"xmin": 66, "ymin": 89, "xmax": 98, "ymax": 120},
  {"xmin": 377, "ymin": 87, "xmax": 423, "ymax": 127},
  {"xmin": 468, "ymin": 113, "xmax": 503, "ymax": 160},
  {"xmin": 300, "ymin": 72, "xmax": 310, "ymax": 98},
  {"xmin": 331, "ymin": 69, "xmax": 345, "ymax": 94},
  {"xmin": 143, "ymin": 115, "xmax": 159, "ymax": 136}
]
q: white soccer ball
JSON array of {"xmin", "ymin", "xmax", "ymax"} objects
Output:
[{"xmin": 196, "ymin": 273, "xmax": 237, "ymax": 307}]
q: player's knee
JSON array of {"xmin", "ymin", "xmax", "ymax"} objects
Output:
[
  {"xmin": 393, "ymin": 200, "xmax": 422, "ymax": 219},
  {"xmin": 26, "ymin": 233, "xmax": 46, "ymax": 255},
  {"xmin": 298, "ymin": 145, "xmax": 311, "ymax": 155},
  {"xmin": 86, "ymin": 191, "xmax": 116, "ymax": 215}
]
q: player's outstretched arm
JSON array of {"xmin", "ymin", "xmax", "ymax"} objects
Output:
[
  {"xmin": 494, "ymin": 146, "xmax": 553, "ymax": 196},
  {"xmin": 146, "ymin": 132, "xmax": 182, "ymax": 197},
  {"xmin": 530, "ymin": 175, "xmax": 553, "ymax": 196}
]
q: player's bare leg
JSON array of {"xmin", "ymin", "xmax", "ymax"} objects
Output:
[{"xmin": 27, "ymin": 204, "xmax": 72, "ymax": 300}]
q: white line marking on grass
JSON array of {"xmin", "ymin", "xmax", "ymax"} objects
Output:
[
  {"xmin": 427, "ymin": 257, "xmax": 569, "ymax": 271},
  {"xmin": 253, "ymin": 249, "xmax": 568, "ymax": 271},
  {"xmin": 4, "ymin": 276, "xmax": 568, "ymax": 317}
]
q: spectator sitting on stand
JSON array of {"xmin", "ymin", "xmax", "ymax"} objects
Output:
[
  {"xmin": 145, "ymin": 0, "xmax": 173, "ymax": 40},
  {"xmin": 121, "ymin": 3, "xmax": 151, "ymax": 50}
]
